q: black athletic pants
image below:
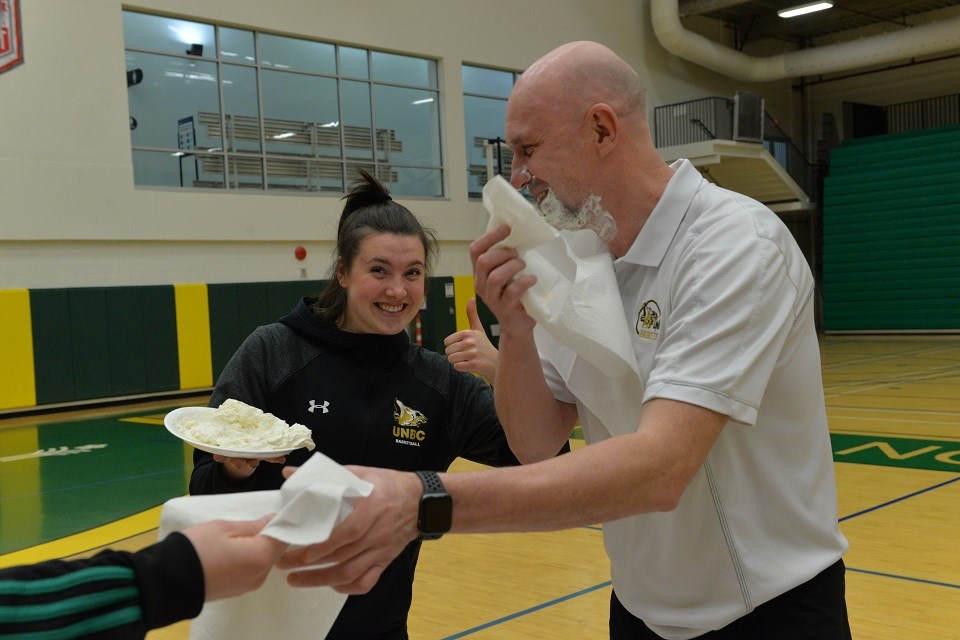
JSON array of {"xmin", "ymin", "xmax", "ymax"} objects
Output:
[{"xmin": 609, "ymin": 559, "xmax": 852, "ymax": 639}]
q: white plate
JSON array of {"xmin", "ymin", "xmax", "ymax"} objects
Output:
[{"xmin": 164, "ymin": 406, "xmax": 297, "ymax": 458}]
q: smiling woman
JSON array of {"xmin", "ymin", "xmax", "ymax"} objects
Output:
[
  {"xmin": 187, "ymin": 169, "xmax": 523, "ymax": 640},
  {"xmin": 313, "ymin": 169, "xmax": 438, "ymax": 333},
  {"xmin": 337, "ymin": 231, "xmax": 426, "ymax": 335}
]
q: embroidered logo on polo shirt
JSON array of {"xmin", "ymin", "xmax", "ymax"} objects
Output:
[
  {"xmin": 636, "ymin": 300, "xmax": 661, "ymax": 341},
  {"xmin": 393, "ymin": 398, "xmax": 427, "ymax": 447}
]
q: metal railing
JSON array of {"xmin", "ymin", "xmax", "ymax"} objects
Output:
[
  {"xmin": 762, "ymin": 113, "xmax": 819, "ymax": 203},
  {"xmin": 653, "ymin": 97, "xmax": 819, "ymax": 202},
  {"xmin": 654, "ymin": 97, "xmax": 733, "ymax": 147},
  {"xmin": 885, "ymin": 93, "xmax": 960, "ymax": 133}
]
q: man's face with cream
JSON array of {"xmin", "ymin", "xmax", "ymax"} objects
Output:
[
  {"xmin": 539, "ymin": 189, "xmax": 617, "ymax": 241},
  {"xmin": 507, "ymin": 122, "xmax": 617, "ymax": 242}
]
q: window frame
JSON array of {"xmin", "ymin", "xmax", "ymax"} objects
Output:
[
  {"xmin": 123, "ymin": 11, "xmax": 444, "ymax": 197},
  {"xmin": 462, "ymin": 64, "xmax": 521, "ymax": 199}
]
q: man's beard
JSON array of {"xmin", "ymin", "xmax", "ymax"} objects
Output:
[{"xmin": 538, "ymin": 190, "xmax": 617, "ymax": 242}]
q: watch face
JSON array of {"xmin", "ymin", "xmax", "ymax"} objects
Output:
[{"xmin": 420, "ymin": 493, "xmax": 453, "ymax": 536}]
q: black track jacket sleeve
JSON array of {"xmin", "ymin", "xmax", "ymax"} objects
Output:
[{"xmin": 0, "ymin": 532, "xmax": 204, "ymax": 639}]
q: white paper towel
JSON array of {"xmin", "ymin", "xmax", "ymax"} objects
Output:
[
  {"xmin": 159, "ymin": 453, "xmax": 373, "ymax": 640},
  {"xmin": 482, "ymin": 176, "xmax": 643, "ymax": 438}
]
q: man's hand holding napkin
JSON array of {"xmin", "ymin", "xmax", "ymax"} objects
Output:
[{"xmin": 159, "ymin": 453, "xmax": 373, "ymax": 640}]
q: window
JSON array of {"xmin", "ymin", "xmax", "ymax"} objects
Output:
[
  {"xmin": 462, "ymin": 65, "xmax": 519, "ymax": 197},
  {"xmin": 123, "ymin": 12, "xmax": 442, "ymax": 197}
]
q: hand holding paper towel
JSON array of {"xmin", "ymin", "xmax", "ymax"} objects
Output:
[
  {"xmin": 159, "ymin": 453, "xmax": 372, "ymax": 640},
  {"xmin": 481, "ymin": 176, "xmax": 642, "ymax": 438}
]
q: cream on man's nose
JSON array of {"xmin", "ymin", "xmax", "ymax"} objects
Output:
[{"xmin": 510, "ymin": 165, "xmax": 533, "ymax": 189}]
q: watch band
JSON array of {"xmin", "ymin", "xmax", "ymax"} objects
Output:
[
  {"xmin": 415, "ymin": 469, "xmax": 445, "ymax": 495},
  {"xmin": 414, "ymin": 470, "xmax": 452, "ymax": 540}
]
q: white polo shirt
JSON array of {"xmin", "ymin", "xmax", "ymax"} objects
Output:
[{"xmin": 540, "ymin": 159, "xmax": 848, "ymax": 639}]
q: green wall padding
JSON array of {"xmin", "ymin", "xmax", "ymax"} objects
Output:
[
  {"xmin": 210, "ymin": 283, "xmax": 273, "ymax": 379},
  {"xmin": 24, "ymin": 278, "xmax": 477, "ymax": 409},
  {"xmin": 30, "ymin": 286, "xmax": 179, "ymax": 404},
  {"xmin": 207, "ymin": 283, "xmax": 242, "ymax": 380},
  {"xmin": 207, "ymin": 280, "xmax": 325, "ymax": 380},
  {"xmin": 823, "ymin": 125, "xmax": 960, "ymax": 331},
  {"xmin": 106, "ymin": 287, "xmax": 147, "ymax": 396},
  {"xmin": 31, "ymin": 289, "xmax": 76, "ymax": 405},
  {"xmin": 268, "ymin": 281, "xmax": 324, "ymax": 320},
  {"xmin": 69, "ymin": 288, "xmax": 112, "ymax": 400},
  {"xmin": 140, "ymin": 286, "xmax": 180, "ymax": 393},
  {"xmin": 420, "ymin": 277, "xmax": 456, "ymax": 354},
  {"xmin": 104, "ymin": 286, "xmax": 178, "ymax": 396}
]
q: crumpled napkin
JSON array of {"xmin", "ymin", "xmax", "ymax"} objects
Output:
[
  {"xmin": 158, "ymin": 452, "xmax": 373, "ymax": 640},
  {"xmin": 482, "ymin": 176, "xmax": 642, "ymax": 438}
]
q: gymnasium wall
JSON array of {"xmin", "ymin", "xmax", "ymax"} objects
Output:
[
  {"xmin": 0, "ymin": 1, "xmax": 782, "ymax": 412},
  {"xmin": 0, "ymin": 0, "xmax": 779, "ymax": 291},
  {"xmin": 822, "ymin": 125, "xmax": 960, "ymax": 332},
  {"xmin": 3, "ymin": 0, "xmax": 958, "ymax": 401},
  {"xmin": 0, "ymin": 277, "xmax": 496, "ymax": 412}
]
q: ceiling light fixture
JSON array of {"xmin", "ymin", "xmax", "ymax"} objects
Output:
[{"xmin": 777, "ymin": 1, "xmax": 833, "ymax": 18}]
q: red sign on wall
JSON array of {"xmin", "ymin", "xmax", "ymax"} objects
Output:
[{"xmin": 0, "ymin": 0, "xmax": 23, "ymax": 75}]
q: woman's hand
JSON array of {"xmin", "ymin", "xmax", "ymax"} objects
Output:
[
  {"xmin": 444, "ymin": 298, "xmax": 499, "ymax": 383},
  {"xmin": 214, "ymin": 455, "xmax": 287, "ymax": 482}
]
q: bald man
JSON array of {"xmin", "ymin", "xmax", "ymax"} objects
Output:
[{"xmin": 277, "ymin": 42, "xmax": 850, "ymax": 640}]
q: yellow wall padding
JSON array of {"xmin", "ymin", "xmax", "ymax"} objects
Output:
[
  {"xmin": 174, "ymin": 284, "xmax": 213, "ymax": 389},
  {"xmin": 0, "ymin": 289, "xmax": 37, "ymax": 409},
  {"xmin": 453, "ymin": 275, "xmax": 477, "ymax": 332}
]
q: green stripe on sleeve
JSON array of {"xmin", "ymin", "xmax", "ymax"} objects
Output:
[
  {"xmin": 0, "ymin": 605, "xmax": 142, "ymax": 640},
  {"xmin": 0, "ymin": 566, "xmax": 134, "ymax": 596},
  {"xmin": 0, "ymin": 586, "xmax": 137, "ymax": 622}
]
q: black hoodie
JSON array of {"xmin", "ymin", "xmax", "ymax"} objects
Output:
[{"xmin": 191, "ymin": 298, "xmax": 517, "ymax": 639}]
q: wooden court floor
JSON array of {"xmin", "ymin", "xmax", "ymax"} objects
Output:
[{"xmin": 0, "ymin": 335, "xmax": 958, "ymax": 639}]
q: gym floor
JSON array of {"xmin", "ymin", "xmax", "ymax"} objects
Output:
[{"xmin": 1, "ymin": 335, "xmax": 958, "ymax": 639}]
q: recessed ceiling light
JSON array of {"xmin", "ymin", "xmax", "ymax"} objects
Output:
[{"xmin": 778, "ymin": 1, "xmax": 833, "ymax": 18}]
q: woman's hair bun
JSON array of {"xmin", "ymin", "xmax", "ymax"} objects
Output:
[{"xmin": 341, "ymin": 168, "xmax": 392, "ymax": 220}]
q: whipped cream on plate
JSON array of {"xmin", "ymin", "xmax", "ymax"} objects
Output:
[{"xmin": 177, "ymin": 399, "xmax": 316, "ymax": 452}]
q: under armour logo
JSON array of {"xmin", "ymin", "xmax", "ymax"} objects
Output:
[{"xmin": 308, "ymin": 400, "xmax": 330, "ymax": 414}]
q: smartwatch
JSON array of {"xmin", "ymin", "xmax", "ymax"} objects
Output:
[{"xmin": 414, "ymin": 470, "xmax": 452, "ymax": 540}]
